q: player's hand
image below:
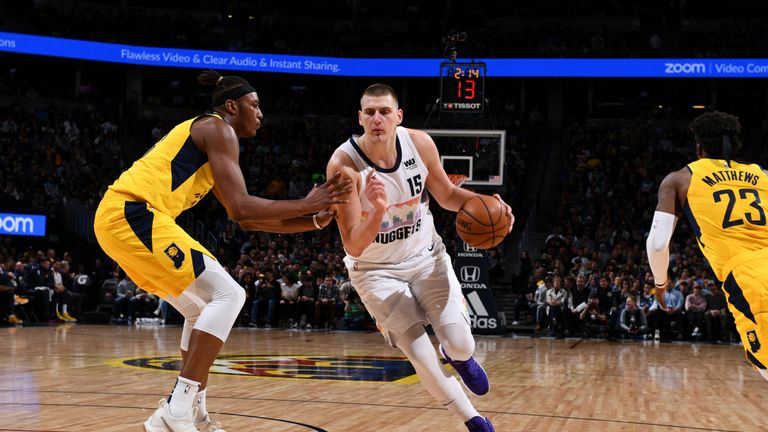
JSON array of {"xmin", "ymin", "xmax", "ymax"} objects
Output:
[
  {"xmin": 493, "ymin": 194, "xmax": 514, "ymax": 233},
  {"xmin": 304, "ymin": 171, "xmax": 353, "ymax": 212},
  {"xmin": 365, "ymin": 170, "xmax": 388, "ymax": 213},
  {"xmin": 314, "ymin": 209, "xmax": 337, "ymax": 228}
]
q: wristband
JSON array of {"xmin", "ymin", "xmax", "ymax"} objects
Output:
[
  {"xmin": 654, "ymin": 280, "xmax": 667, "ymax": 288},
  {"xmin": 313, "ymin": 214, "xmax": 322, "ymax": 229}
]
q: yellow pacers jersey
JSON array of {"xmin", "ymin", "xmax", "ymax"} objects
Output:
[
  {"xmin": 685, "ymin": 158, "xmax": 768, "ymax": 280},
  {"xmin": 108, "ymin": 113, "xmax": 219, "ymax": 218},
  {"xmin": 94, "ymin": 113, "xmax": 220, "ymax": 298}
]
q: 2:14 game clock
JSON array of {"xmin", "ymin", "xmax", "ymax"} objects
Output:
[{"xmin": 440, "ymin": 62, "xmax": 485, "ymax": 113}]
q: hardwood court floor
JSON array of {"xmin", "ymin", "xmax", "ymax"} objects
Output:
[{"xmin": 1, "ymin": 325, "xmax": 765, "ymax": 432}]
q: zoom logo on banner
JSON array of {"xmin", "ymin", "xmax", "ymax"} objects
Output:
[
  {"xmin": 0, "ymin": 213, "xmax": 46, "ymax": 237},
  {"xmin": 664, "ymin": 62, "xmax": 706, "ymax": 74}
]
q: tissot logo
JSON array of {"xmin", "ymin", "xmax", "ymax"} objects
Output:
[
  {"xmin": 460, "ymin": 266, "xmax": 480, "ymax": 282},
  {"xmin": 116, "ymin": 355, "xmax": 417, "ymax": 382},
  {"xmin": 403, "ymin": 158, "xmax": 417, "ymax": 169}
]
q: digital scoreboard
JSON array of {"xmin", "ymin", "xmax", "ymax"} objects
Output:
[{"xmin": 440, "ymin": 62, "xmax": 486, "ymax": 112}]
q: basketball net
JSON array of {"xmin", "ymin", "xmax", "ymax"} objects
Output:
[{"xmin": 447, "ymin": 174, "xmax": 468, "ymax": 187}]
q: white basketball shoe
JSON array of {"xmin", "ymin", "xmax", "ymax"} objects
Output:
[
  {"xmin": 143, "ymin": 398, "xmax": 198, "ymax": 432},
  {"xmin": 196, "ymin": 414, "xmax": 226, "ymax": 432}
]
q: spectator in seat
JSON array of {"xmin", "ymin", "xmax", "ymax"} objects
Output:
[
  {"xmin": 704, "ymin": 281, "xmax": 730, "ymax": 343},
  {"xmin": 647, "ymin": 281, "xmax": 684, "ymax": 341},
  {"xmin": 279, "ymin": 272, "xmax": 300, "ymax": 328},
  {"xmin": 130, "ymin": 287, "xmax": 159, "ymax": 319},
  {"xmin": 0, "ymin": 266, "xmax": 22, "ymax": 325},
  {"xmin": 580, "ymin": 291, "xmax": 608, "ymax": 338},
  {"xmin": 336, "ymin": 280, "xmax": 353, "ymax": 319},
  {"xmin": 545, "ymin": 275, "xmax": 569, "ymax": 337},
  {"xmin": 250, "ymin": 271, "xmax": 279, "ymax": 328},
  {"xmin": 685, "ymin": 283, "xmax": 708, "ymax": 339},
  {"xmin": 51, "ymin": 261, "xmax": 76, "ymax": 322},
  {"xmin": 31, "ymin": 258, "xmax": 55, "ymax": 321},
  {"xmin": 534, "ymin": 273, "xmax": 552, "ymax": 331},
  {"xmin": 618, "ymin": 296, "xmax": 649, "ymax": 339},
  {"xmin": 297, "ymin": 275, "xmax": 317, "ymax": 329},
  {"xmin": 58, "ymin": 260, "xmax": 82, "ymax": 320},
  {"xmin": 338, "ymin": 290, "xmax": 367, "ymax": 330},
  {"xmin": 638, "ymin": 282, "xmax": 655, "ymax": 315},
  {"xmin": 114, "ymin": 273, "xmax": 137, "ymax": 324},
  {"xmin": 315, "ymin": 276, "xmax": 339, "ymax": 329},
  {"xmin": 568, "ymin": 275, "xmax": 590, "ymax": 335}
]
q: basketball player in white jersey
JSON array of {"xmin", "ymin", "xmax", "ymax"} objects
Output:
[{"xmin": 326, "ymin": 84, "xmax": 513, "ymax": 431}]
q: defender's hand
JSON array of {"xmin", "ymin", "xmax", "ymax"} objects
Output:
[{"xmin": 304, "ymin": 171, "xmax": 353, "ymax": 212}]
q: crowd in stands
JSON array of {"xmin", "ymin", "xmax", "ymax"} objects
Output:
[
  {"xmin": 0, "ymin": 101, "xmax": 121, "ymax": 216},
  {"xmin": 2, "ymin": 2, "xmax": 760, "ymax": 344},
  {"xmin": 0, "ymin": 71, "xmax": 512, "ymax": 329},
  {"xmin": 0, "ymin": 234, "xmax": 375, "ymax": 331},
  {"xmin": 512, "ymin": 114, "xmax": 740, "ymax": 343}
]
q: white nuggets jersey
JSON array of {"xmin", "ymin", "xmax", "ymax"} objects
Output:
[{"xmin": 338, "ymin": 126, "xmax": 436, "ymax": 265}]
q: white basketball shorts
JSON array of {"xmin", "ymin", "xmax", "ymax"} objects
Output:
[{"xmin": 344, "ymin": 239, "xmax": 470, "ymax": 347}]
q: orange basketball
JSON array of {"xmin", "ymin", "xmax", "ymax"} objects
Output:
[{"xmin": 455, "ymin": 194, "xmax": 511, "ymax": 249}]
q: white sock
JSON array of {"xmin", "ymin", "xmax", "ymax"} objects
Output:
[
  {"xmin": 196, "ymin": 388, "xmax": 208, "ymax": 420},
  {"xmin": 168, "ymin": 376, "xmax": 200, "ymax": 418},
  {"xmin": 62, "ymin": 304, "xmax": 68, "ymax": 314},
  {"xmin": 443, "ymin": 386, "xmax": 481, "ymax": 421},
  {"xmin": 396, "ymin": 326, "xmax": 480, "ymax": 422}
]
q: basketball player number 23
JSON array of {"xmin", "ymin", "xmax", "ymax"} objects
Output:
[
  {"xmin": 407, "ymin": 174, "xmax": 423, "ymax": 197},
  {"xmin": 713, "ymin": 188, "xmax": 767, "ymax": 228}
]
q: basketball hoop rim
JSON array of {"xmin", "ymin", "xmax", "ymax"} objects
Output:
[{"xmin": 447, "ymin": 174, "xmax": 468, "ymax": 187}]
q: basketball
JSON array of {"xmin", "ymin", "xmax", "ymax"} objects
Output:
[{"xmin": 455, "ymin": 194, "xmax": 511, "ymax": 249}]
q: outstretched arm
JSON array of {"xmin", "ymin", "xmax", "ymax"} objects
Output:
[
  {"xmin": 194, "ymin": 116, "xmax": 351, "ymax": 222},
  {"xmin": 239, "ymin": 210, "xmax": 336, "ymax": 233},
  {"xmin": 646, "ymin": 171, "xmax": 682, "ymax": 307}
]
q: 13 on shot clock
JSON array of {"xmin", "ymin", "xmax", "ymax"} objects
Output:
[{"xmin": 440, "ymin": 62, "xmax": 486, "ymax": 112}]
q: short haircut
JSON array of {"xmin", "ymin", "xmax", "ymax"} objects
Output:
[
  {"xmin": 689, "ymin": 111, "xmax": 743, "ymax": 160},
  {"xmin": 360, "ymin": 83, "xmax": 398, "ymax": 108}
]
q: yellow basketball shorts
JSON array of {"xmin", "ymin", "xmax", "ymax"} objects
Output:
[
  {"xmin": 723, "ymin": 259, "xmax": 768, "ymax": 370},
  {"xmin": 94, "ymin": 191, "xmax": 215, "ymax": 298}
]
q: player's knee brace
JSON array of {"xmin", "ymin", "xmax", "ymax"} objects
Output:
[{"xmin": 191, "ymin": 256, "xmax": 245, "ymax": 343}]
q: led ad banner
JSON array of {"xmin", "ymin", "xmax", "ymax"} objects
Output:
[
  {"xmin": 454, "ymin": 241, "xmax": 504, "ymax": 335},
  {"xmin": 0, "ymin": 213, "xmax": 46, "ymax": 237},
  {"xmin": 2, "ymin": 31, "xmax": 768, "ymax": 78}
]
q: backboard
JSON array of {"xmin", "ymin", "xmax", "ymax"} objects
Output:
[{"xmin": 425, "ymin": 129, "xmax": 505, "ymax": 187}]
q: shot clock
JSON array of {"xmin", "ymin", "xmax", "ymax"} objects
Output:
[{"xmin": 440, "ymin": 62, "xmax": 486, "ymax": 113}]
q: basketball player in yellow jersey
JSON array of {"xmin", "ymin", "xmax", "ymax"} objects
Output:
[
  {"xmin": 94, "ymin": 70, "xmax": 351, "ymax": 432},
  {"xmin": 648, "ymin": 110, "xmax": 768, "ymax": 380}
]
